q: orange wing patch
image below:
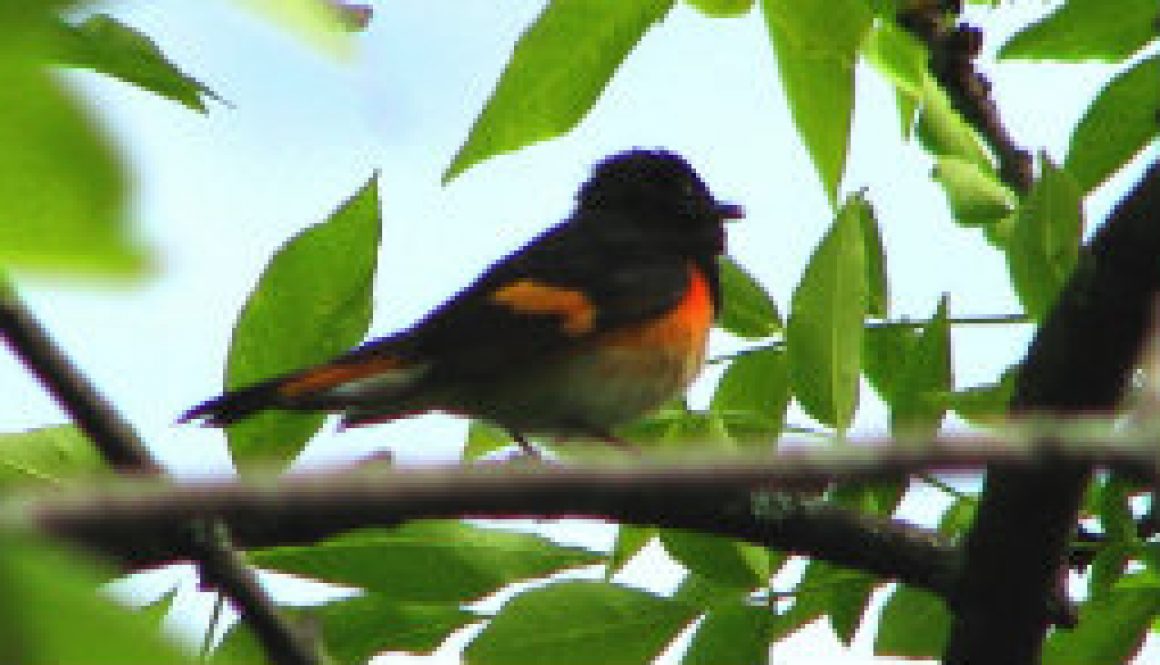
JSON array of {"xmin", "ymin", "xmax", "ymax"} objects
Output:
[
  {"xmin": 279, "ymin": 356, "xmax": 405, "ymax": 398},
  {"xmin": 490, "ymin": 280, "xmax": 596, "ymax": 336}
]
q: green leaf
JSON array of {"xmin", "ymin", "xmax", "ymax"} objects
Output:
[
  {"xmin": 760, "ymin": 0, "xmax": 872, "ymax": 203},
  {"xmin": 830, "ymin": 479, "xmax": 906, "ymax": 517},
  {"xmin": 937, "ymin": 496, "xmax": 977, "ymax": 538},
  {"xmin": 949, "ymin": 368, "xmax": 1016, "ymax": 425},
  {"xmin": 606, "ymin": 525, "xmax": 656, "ymax": 579},
  {"xmin": 660, "ymin": 529, "xmax": 771, "ymax": 590},
  {"xmin": 54, "ymin": 15, "xmax": 220, "ymax": 112},
  {"xmin": 685, "ymin": 0, "xmax": 754, "ymax": 18},
  {"xmin": 932, "ymin": 156, "xmax": 1018, "ymax": 227},
  {"xmin": 463, "ymin": 421, "xmax": 513, "ymax": 460},
  {"xmin": 998, "ymin": 0, "xmax": 1158, "ymax": 63},
  {"xmin": 232, "ymin": 0, "xmax": 355, "ymax": 54},
  {"xmin": 859, "ymin": 198, "xmax": 888, "ymax": 317},
  {"xmin": 0, "ymin": 33, "xmax": 140, "ymax": 276},
  {"xmin": 792, "ymin": 560, "xmax": 878, "ymax": 645},
  {"xmin": 673, "ymin": 572, "xmax": 749, "ymax": 608},
  {"xmin": 710, "ymin": 348, "xmax": 791, "ymax": 446},
  {"xmin": 225, "ymin": 175, "xmax": 381, "ymax": 468},
  {"xmin": 682, "ymin": 602, "xmax": 773, "ymax": 665},
  {"xmin": 1066, "ymin": 55, "xmax": 1160, "ymax": 193},
  {"xmin": 875, "ymin": 586, "xmax": 950, "ymax": 658},
  {"xmin": 890, "ymin": 295, "xmax": 951, "ymax": 439},
  {"xmin": 787, "ymin": 194, "xmax": 869, "ymax": 430},
  {"xmin": 0, "ymin": 533, "xmax": 200, "ymax": 665},
  {"xmin": 717, "ymin": 255, "xmax": 782, "ymax": 339},
  {"xmin": 1006, "ymin": 157, "xmax": 1083, "ymax": 320},
  {"xmin": 0, "ymin": 425, "xmax": 108, "ymax": 489},
  {"xmin": 915, "ymin": 76, "xmax": 992, "ymax": 168},
  {"xmin": 1043, "ymin": 579, "xmax": 1160, "ymax": 664},
  {"xmin": 307, "ymin": 594, "xmax": 478, "ymax": 663},
  {"xmin": 863, "ymin": 21, "xmax": 927, "ymax": 99},
  {"xmin": 444, "ymin": 0, "xmax": 675, "ymax": 182},
  {"xmin": 250, "ymin": 521, "xmax": 602, "ymax": 601},
  {"xmin": 863, "ymin": 324, "xmax": 916, "ymax": 404},
  {"xmin": 465, "ymin": 581, "xmax": 698, "ymax": 665}
]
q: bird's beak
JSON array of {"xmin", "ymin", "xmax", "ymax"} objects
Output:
[{"xmin": 716, "ymin": 202, "xmax": 744, "ymax": 221}]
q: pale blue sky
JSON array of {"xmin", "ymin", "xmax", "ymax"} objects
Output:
[{"xmin": 5, "ymin": 1, "xmax": 1155, "ymax": 662}]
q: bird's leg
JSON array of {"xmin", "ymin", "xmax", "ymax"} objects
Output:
[{"xmin": 511, "ymin": 431, "xmax": 542, "ymax": 460}]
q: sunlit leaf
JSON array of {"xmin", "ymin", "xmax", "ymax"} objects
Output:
[
  {"xmin": 661, "ymin": 529, "xmax": 770, "ymax": 589},
  {"xmin": 1043, "ymin": 576, "xmax": 1160, "ymax": 664},
  {"xmin": 232, "ymin": 0, "xmax": 354, "ymax": 54},
  {"xmin": 684, "ymin": 0, "xmax": 754, "ymax": 18},
  {"xmin": 760, "ymin": 0, "xmax": 872, "ymax": 202},
  {"xmin": 717, "ymin": 255, "xmax": 781, "ymax": 339},
  {"xmin": 998, "ymin": 0, "xmax": 1157, "ymax": 63},
  {"xmin": 933, "ymin": 156, "xmax": 1017, "ymax": 228},
  {"xmin": 606, "ymin": 525, "xmax": 655, "ymax": 579},
  {"xmin": 445, "ymin": 0, "xmax": 675, "ymax": 182},
  {"xmin": 681, "ymin": 602, "xmax": 773, "ymax": 665},
  {"xmin": 710, "ymin": 348, "xmax": 790, "ymax": 445},
  {"xmin": 875, "ymin": 586, "xmax": 950, "ymax": 658},
  {"xmin": 0, "ymin": 425, "xmax": 108, "ymax": 489},
  {"xmin": 1066, "ymin": 55, "xmax": 1160, "ymax": 193},
  {"xmin": 890, "ymin": 295, "xmax": 951, "ymax": 439},
  {"xmin": 225, "ymin": 175, "xmax": 380, "ymax": 468},
  {"xmin": 305, "ymin": 594, "xmax": 478, "ymax": 663}
]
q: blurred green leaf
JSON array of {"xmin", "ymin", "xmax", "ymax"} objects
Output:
[
  {"xmin": 1066, "ymin": 55, "xmax": 1160, "ymax": 193},
  {"xmin": 933, "ymin": 157, "xmax": 1017, "ymax": 227},
  {"xmin": 937, "ymin": 496, "xmax": 977, "ymax": 538},
  {"xmin": 225, "ymin": 175, "xmax": 380, "ymax": 468},
  {"xmin": 464, "ymin": 581, "xmax": 698, "ymax": 665},
  {"xmin": 1043, "ymin": 577, "xmax": 1160, "ymax": 664},
  {"xmin": 606, "ymin": 525, "xmax": 655, "ymax": 579},
  {"xmin": 760, "ymin": 0, "xmax": 872, "ymax": 203},
  {"xmin": 0, "ymin": 29, "xmax": 140, "ymax": 276},
  {"xmin": 685, "ymin": 0, "xmax": 754, "ymax": 18},
  {"xmin": 0, "ymin": 425, "xmax": 108, "ymax": 489},
  {"xmin": 859, "ymin": 198, "xmax": 888, "ymax": 317},
  {"xmin": 463, "ymin": 421, "xmax": 513, "ymax": 460},
  {"xmin": 875, "ymin": 586, "xmax": 950, "ymax": 658},
  {"xmin": 661, "ymin": 529, "xmax": 771, "ymax": 590},
  {"xmin": 710, "ymin": 348, "xmax": 790, "ymax": 446},
  {"xmin": 250, "ymin": 521, "xmax": 601, "ymax": 601},
  {"xmin": 717, "ymin": 255, "xmax": 782, "ymax": 339},
  {"xmin": 445, "ymin": 0, "xmax": 674, "ymax": 182},
  {"xmin": 949, "ymin": 368, "xmax": 1016, "ymax": 425},
  {"xmin": 682, "ymin": 602, "xmax": 773, "ymax": 665},
  {"xmin": 890, "ymin": 295, "xmax": 951, "ymax": 439},
  {"xmin": 1006, "ymin": 158, "xmax": 1083, "ymax": 320},
  {"xmin": 232, "ymin": 0, "xmax": 354, "ymax": 54},
  {"xmin": 915, "ymin": 76, "xmax": 992, "ymax": 169},
  {"xmin": 212, "ymin": 624, "xmax": 268, "ymax": 665},
  {"xmin": 54, "ymin": 15, "xmax": 220, "ymax": 112},
  {"xmin": 787, "ymin": 194, "xmax": 869, "ymax": 430},
  {"xmin": 830, "ymin": 479, "xmax": 906, "ymax": 517},
  {"xmin": 0, "ymin": 533, "xmax": 201, "ymax": 664},
  {"xmin": 998, "ymin": 0, "xmax": 1157, "ymax": 63},
  {"xmin": 305, "ymin": 594, "xmax": 478, "ymax": 663}
]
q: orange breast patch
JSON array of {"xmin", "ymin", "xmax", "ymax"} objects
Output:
[
  {"xmin": 601, "ymin": 263, "xmax": 713, "ymax": 350},
  {"xmin": 490, "ymin": 280, "xmax": 596, "ymax": 336}
]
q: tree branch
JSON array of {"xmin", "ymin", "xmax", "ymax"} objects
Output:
[
  {"xmin": 0, "ymin": 285, "xmax": 319, "ymax": 665},
  {"xmin": 947, "ymin": 162, "xmax": 1160, "ymax": 664}
]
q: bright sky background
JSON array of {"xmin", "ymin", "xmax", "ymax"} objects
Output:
[{"xmin": 3, "ymin": 1, "xmax": 1155, "ymax": 663}]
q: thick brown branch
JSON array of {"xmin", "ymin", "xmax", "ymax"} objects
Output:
[
  {"xmin": 0, "ymin": 285, "xmax": 318, "ymax": 665},
  {"xmin": 947, "ymin": 163, "xmax": 1160, "ymax": 664}
]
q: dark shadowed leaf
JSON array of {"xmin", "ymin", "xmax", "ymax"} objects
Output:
[
  {"xmin": 661, "ymin": 529, "xmax": 771, "ymax": 590},
  {"xmin": 681, "ymin": 602, "xmax": 773, "ymax": 665},
  {"xmin": 606, "ymin": 525, "xmax": 656, "ymax": 578},
  {"xmin": 0, "ymin": 425, "xmax": 108, "ymax": 489},
  {"xmin": 685, "ymin": 0, "xmax": 754, "ymax": 18},
  {"xmin": 250, "ymin": 521, "xmax": 601, "ymax": 601},
  {"xmin": 711, "ymin": 348, "xmax": 790, "ymax": 445},
  {"xmin": 1066, "ymin": 56, "xmax": 1160, "ymax": 193},
  {"xmin": 998, "ymin": 0, "xmax": 1157, "ymax": 63},
  {"xmin": 718, "ymin": 255, "xmax": 782, "ymax": 339},
  {"xmin": 759, "ymin": 0, "xmax": 872, "ymax": 202},
  {"xmin": 306, "ymin": 594, "xmax": 479, "ymax": 663},
  {"xmin": 875, "ymin": 586, "xmax": 950, "ymax": 658},
  {"xmin": 949, "ymin": 368, "xmax": 1016, "ymax": 425},
  {"xmin": 1006, "ymin": 158, "xmax": 1083, "ymax": 320},
  {"xmin": 444, "ymin": 0, "xmax": 675, "ymax": 182},
  {"xmin": 465, "ymin": 581, "xmax": 698, "ymax": 665},
  {"xmin": 787, "ymin": 194, "xmax": 869, "ymax": 430},
  {"xmin": 225, "ymin": 175, "xmax": 380, "ymax": 468},
  {"xmin": 54, "ymin": 15, "xmax": 220, "ymax": 112},
  {"xmin": 859, "ymin": 198, "xmax": 888, "ymax": 317}
]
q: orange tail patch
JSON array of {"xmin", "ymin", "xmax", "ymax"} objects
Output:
[{"xmin": 279, "ymin": 356, "xmax": 406, "ymax": 398}]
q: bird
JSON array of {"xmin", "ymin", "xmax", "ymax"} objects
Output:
[{"xmin": 180, "ymin": 149, "xmax": 742, "ymax": 454}]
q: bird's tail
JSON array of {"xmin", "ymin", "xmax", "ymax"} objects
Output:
[{"xmin": 179, "ymin": 351, "xmax": 425, "ymax": 427}]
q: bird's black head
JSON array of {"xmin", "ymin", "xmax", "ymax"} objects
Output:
[{"xmin": 577, "ymin": 149, "xmax": 742, "ymax": 255}]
